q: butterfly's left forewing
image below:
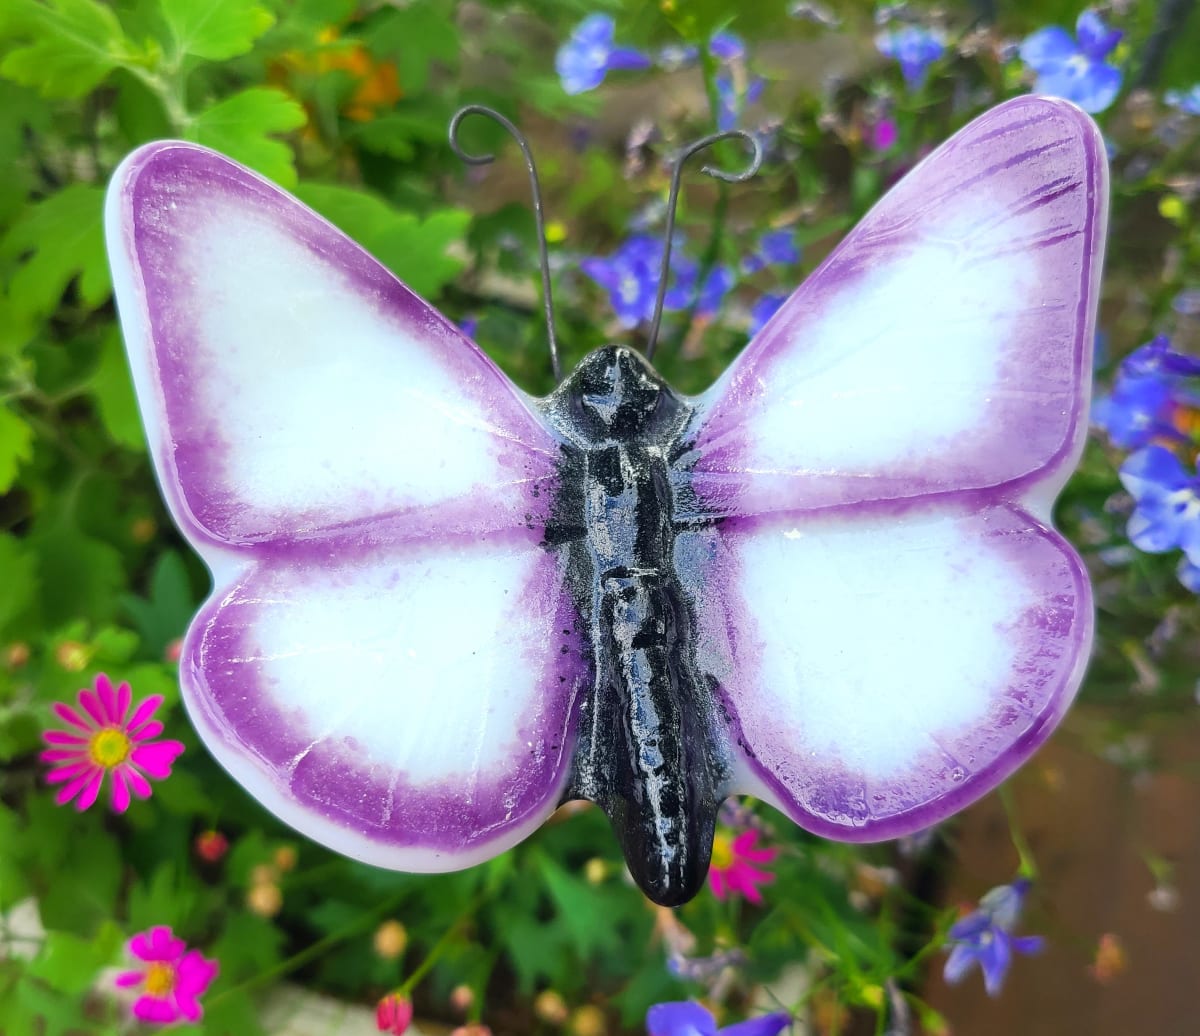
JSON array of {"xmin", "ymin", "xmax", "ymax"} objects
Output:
[
  {"xmin": 108, "ymin": 143, "xmax": 584, "ymax": 868},
  {"xmin": 683, "ymin": 96, "xmax": 1104, "ymax": 839}
]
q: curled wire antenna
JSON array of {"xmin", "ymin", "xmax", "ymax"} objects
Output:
[
  {"xmin": 645, "ymin": 130, "xmax": 764, "ymax": 362},
  {"xmin": 449, "ymin": 104, "xmax": 562, "ymax": 383}
]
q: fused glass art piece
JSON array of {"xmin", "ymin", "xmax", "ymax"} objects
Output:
[{"xmin": 105, "ymin": 95, "xmax": 1106, "ymax": 906}]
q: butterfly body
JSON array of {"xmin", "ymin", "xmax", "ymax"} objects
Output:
[
  {"xmin": 106, "ymin": 96, "xmax": 1106, "ymax": 906},
  {"xmin": 541, "ymin": 346, "xmax": 728, "ymax": 903}
]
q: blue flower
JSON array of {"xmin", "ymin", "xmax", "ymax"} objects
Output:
[
  {"xmin": 581, "ymin": 234, "xmax": 664, "ymax": 327},
  {"xmin": 1165, "ymin": 85, "xmax": 1200, "ymax": 115},
  {"xmin": 715, "ymin": 71, "xmax": 765, "ymax": 131},
  {"xmin": 875, "ymin": 25, "xmax": 946, "ymax": 88},
  {"xmin": 556, "ymin": 15, "xmax": 651, "ymax": 95},
  {"xmin": 647, "ymin": 1001, "xmax": 791, "ymax": 1036},
  {"xmin": 1019, "ymin": 9, "xmax": 1123, "ymax": 113},
  {"xmin": 742, "ymin": 229, "xmax": 800, "ymax": 274},
  {"xmin": 943, "ymin": 879, "xmax": 1045, "ymax": 996},
  {"xmin": 1093, "ymin": 336, "xmax": 1200, "ymax": 449},
  {"xmin": 1119, "ymin": 446, "xmax": 1200, "ymax": 562},
  {"xmin": 748, "ymin": 294, "xmax": 787, "ymax": 337},
  {"xmin": 709, "ymin": 31, "xmax": 745, "ymax": 62}
]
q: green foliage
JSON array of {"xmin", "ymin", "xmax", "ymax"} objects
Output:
[
  {"xmin": 160, "ymin": 0, "xmax": 274, "ymax": 61},
  {"xmin": 0, "ymin": 1, "xmax": 1197, "ymax": 1033}
]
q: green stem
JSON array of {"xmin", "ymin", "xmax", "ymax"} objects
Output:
[
  {"xmin": 398, "ymin": 895, "xmax": 484, "ymax": 996},
  {"xmin": 998, "ymin": 784, "xmax": 1038, "ymax": 879},
  {"xmin": 207, "ymin": 887, "xmax": 410, "ymax": 1007}
]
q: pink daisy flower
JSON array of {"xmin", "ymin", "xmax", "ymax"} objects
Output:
[
  {"xmin": 707, "ymin": 829, "xmax": 778, "ymax": 904},
  {"xmin": 39, "ymin": 674, "xmax": 185, "ymax": 812},
  {"xmin": 115, "ymin": 925, "xmax": 219, "ymax": 1024}
]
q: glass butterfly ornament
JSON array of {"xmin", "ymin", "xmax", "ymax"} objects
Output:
[{"xmin": 105, "ymin": 96, "xmax": 1106, "ymax": 907}]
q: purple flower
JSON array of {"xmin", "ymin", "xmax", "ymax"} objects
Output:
[
  {"xmin": 749, "ymin": 294, "xmax": 787, "ymax": 337},
  {"xmin": 1019, "ymin": 10, "xmax": 1123, "ymax": 114},
  {"xmin": 742, "ymin": 230, "xmax": 800, "ymax": 274},
  {"xmin": 581, "ymin": 235, "xmax": 663, "ymax": 327},
  {"xmin": 647, "ymin": 1001, "xmax": 791, "ymax": 1036},
  {"xmin": 1165, "ymin": 85, "xmax": 1200, "ymax": 115},
  {"xmin": 556, "ymin": 15, "xmax": 651, "ymax": 95},
  {"xmin": 715, "ymin": 72, "xmax": 765, "ymax": 132},
  {"xmin": 875, "ymin": 25, "xmax": 946, "ymax": 88},
  {"xmin": 1093, "ymin": 335, "xmax": 1200, "ymax": 449},
  {"xmin": 944, "ymin": 879, "xmax": 1045, "ymax": 996},
  {"xmin": 709, "ymin": 31, "xmax": 745, "ymax": 62},
  {"xmin": 1119, "ymin": 445, "xmax": 1200, "ymax": 561}
]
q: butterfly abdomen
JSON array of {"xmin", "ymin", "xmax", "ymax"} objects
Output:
[{"xmin": 544, "ymin": 347, "xmax": 729, "ymax": 906}]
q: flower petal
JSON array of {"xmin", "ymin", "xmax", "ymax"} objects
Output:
[
  {"xmin": 980, "ymin": 929, "xmax": 1014, "ymax": 996},
  {"xmin": 126, "ymin": 694, "xmax": 164, "ymax": 731},
  {"xmin": 41, "ymin": 730, "xmax": 89, "ymax": 745},
  {"xmin": 1018, "ymin": 27, "xmax": 1077, "ymax": 70},
  {"xmin": 51, "ymin": 702, "xmax": 94, "ymax": 733},
  {"xmin": 130, "ymin": 739, "xmax": 185, "ymax": 778},
  {"xmin": 74, "ymin": 769, "xmax": 104, "ymax": 811},
  {"xmin": 1120, "ymin": 446, "xmax": 1189, "ymax": 499},
  {"xmin": 1075, "ymin": 10, "xmax": 1122, "ymax": 60},
  {"xmin": 55, "ymin": 768, "xmax": 97, "ymax": 806},
  {"xmin": 114, "ymin": 969, "xmax": 145, "ymax": 988},
  {"xmin": 722, "ymin": 1012, "xmax": 793, "ymax": 1036},
  {"xmin": 115, "ymin": 680, "xmax": 133, "ymax": 725},
  {"xmin": 123, "ymin": 766, "xmax": 154, "ymax": 799},
  {"xmin": 943, "ymin": 941, "xmax": 980, "ymax": 985},
  {"xmin": 78, "ymin": 688, "xmax": 106, "ymax": 725},
  {"xmin": 45, "ymin": 761, "xmax": 93, "ymax": 785},
  {"xmin": 96, "ymin": 674, "xmax": 119, "ymax": 722},
  {"xmin": 129, "ymin": 719, "xmax": 164, "ymax": 742},
  {"xmin": 133, "ymin": 993, "xmax": 179, "ymax": 1023},
  {"xmin": 110, "ymin": 768, "xmax": 132, "ymax": 813},
  {"xmin": 646, "ymin": 1001, "xmax": 718, "ymax": 1036}
]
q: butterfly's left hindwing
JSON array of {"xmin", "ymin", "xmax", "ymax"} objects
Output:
[{"xmin": 107, "ymin": 143, "xmax": 582, "ymax": 869}]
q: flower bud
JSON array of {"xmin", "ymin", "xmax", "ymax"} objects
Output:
[
  {"xmin": 376, "ymin": 992, "xmax": 414, "ymax": 1034},
  {"xmin": 4, "ymin": 642, "xmax": 30, "ymax": 669},
  {"xmin": 246, "ymin": 881, "xmax": 282, "ymax": 917},
  {"xmin": 570, "ymin": 1005, "xmax": 607, "ymax": 1036},
  {"xmin": 195, "ymin": 830, "xmax": 229, "ymax": 863},
  {"xmin": 449, "ymin": 984, "xmax": 474, "ymax": 1014},
  {"xmin": 373, "ymin": 920, "xmax": 408, "ymax": 959},
  {"xmin": 534, "ymin": 990, "xmax": 569, "ymax": 1025},
  {"xmin": 273, "ymin": 845, "xmax": 298, "ymax": 872},
  {"xmin": 55, "ymin": 641, "xmax": 89, "ymax": 672}
]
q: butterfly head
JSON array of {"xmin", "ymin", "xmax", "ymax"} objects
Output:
[{"xmin": 563, "ymin": 345, "xmax": 679, "ymax": 439}]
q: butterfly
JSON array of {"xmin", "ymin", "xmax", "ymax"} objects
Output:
[{"xmin": 106, "ymin": 95, "xmax": 1106, "ymax": 906}]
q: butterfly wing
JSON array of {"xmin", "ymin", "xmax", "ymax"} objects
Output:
[
  {"xmin": 686, "ymin": 95, "xmax": 1106, "ymax": 520},
  {"xmin": 107, "ymin": 143, "xmax": 583, "ymax": 867},
  {"xmin": 681, "ymin": 96, "xmax": 1105, "ymax": 838}
]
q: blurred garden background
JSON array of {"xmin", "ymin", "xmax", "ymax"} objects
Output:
[{"xmin": 2, "ymin": 0, "xmax": 1200, "ymax": 1033}]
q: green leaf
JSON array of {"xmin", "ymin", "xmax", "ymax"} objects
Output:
[
  {"xmin": 534, "ymin": 852, "xmax": 625, "ymax": 959},
  {"xmin": 26, "ymin": 931, "xmax": 112, "ymax": 994},
  {"xmin": 1, "ymin": 183, "xmax": 110, "ymax": 320},
  {"xmin": 89, "ymin": 327, "xmax": 145, "ymax": 451},
  {"xmin": 160, "ymin": 0, "xmax": 274, "ymax": 61},
  {"xmin": 188, "ymin": 87, "xmax": 306, "ymax": 187},
  {"xmin": 0, "ymin": 534, "xmax": 37, "ymax": 633},
  {"xmin": 0, "ymin": 405, "xmax": 33, "ymax": 494},
  {"xmin": 122, "ymin": 550, "xmax": 195, "ymax": 658},
  {"xmin": 368, "ymin": 208, "xmax": 471, "ymax": 300},
  {"xmin": 295, "ymin": 184, "xmax": 469, "ymax": 298},
  {"xmin": 0, "ymin": 0, "xmax": 131, "ymax": 98},
  {"xmin": 0, "ymin": 804, "xmax": 30, "ymax": 909},
  {"xmin": 365, "ymin": 3, "xmax": 459, "ymax": 94},
  {"xmin": 128, "ymin": 861, "xmax": 200, "ymax": 933},
  {"xmin": 30, "ymin": 522, "xmax": 125, "ymax": 626}
]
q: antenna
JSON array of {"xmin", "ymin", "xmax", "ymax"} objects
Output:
[
  {"xmin": 645, "ymin": 130, "xmax": 763, "ymax": 362},
  {"xmin": 449, "ymin": 105, "xmax": 563, "ymax": 383}
]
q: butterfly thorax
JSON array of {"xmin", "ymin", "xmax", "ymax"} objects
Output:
[{"xmin": 540, "ymin": 346, "xmax": 729, "ymax": 906}]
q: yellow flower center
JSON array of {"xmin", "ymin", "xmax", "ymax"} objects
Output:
[
  {"xmin": 710, "ymin": 833, "xmax": 734, "ymax": 870},
  {"xmin": 89, "ymin": 727, "xmax": 131, "ymax": 768},
  {"xmin": 143, "ymin": 961, "xmax": 175, "ymax": 997}
]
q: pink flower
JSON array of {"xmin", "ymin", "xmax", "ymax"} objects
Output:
[
  {"xmin": 40, "ymin": 674, "xmax": 184, "ymax": 812},
  {"xmin": 707, "ymin": 829, "xmax": 778, "ymax": 904},
  {"xmin": 115, "ymin": 925, "xmax": 219, "ymax": 1024},
  {"xmin": 377, "ymin": 992, "xmax": 414, "ymax": 1034}
]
